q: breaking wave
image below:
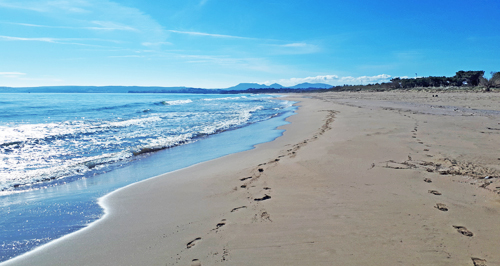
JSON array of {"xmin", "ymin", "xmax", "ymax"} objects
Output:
[{"xmin": 0, "ymin": 94, "xmax": 291, "ymax": 195}]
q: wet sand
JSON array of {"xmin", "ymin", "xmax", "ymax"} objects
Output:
[{"xmin": 4, "ymin": 91, "xmax": 500, "ymax": 266}]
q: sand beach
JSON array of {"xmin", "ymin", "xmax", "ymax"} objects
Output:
[{"xmin": 4, "ymin": 91, "xmax": 500, "ymax": 266}]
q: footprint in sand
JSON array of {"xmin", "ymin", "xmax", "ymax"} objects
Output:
[
  {"xmin": 240, "ymin": 177, "xmax": 252, "ymax": 181},
  {"xmin": 453, "ymin": 225, "xmax": 473, "ymax": 237},
  {"xmin": 472, "ymin": 257, "xmax": 487, "ymax": 266},
  {"xmin": 215, "ymin": 220, "xmax": 226, "ymax": 230},
  {"xmin": 254, "ymin": 195, "xmax": 271, "ymax": 201},
  {"xmin": 261, "ymin": 211, "xmax": 272, "ymax": 222},
  {"xmin": 191, "ymin": 259, "xmax": 202, "ymax": 266},
  {"xmin": 253, "ymin": 211, "xmax": 272, "ymax": 222},
  {"xmin": 434, "ymin": 203, "xmax": 448, "ymax": 211},
  {"xmin": 258, "ymin": 168, "xmax": 264, "ymax": 173},
  {"xmin": 428, "ymin": 190, "xmax": 442, "ymax": 195},
  {"xmin": 424, "ymin": 178, "xmax": 432, "ymax": 183},
  {"xmin": 231, "ymin": 206, "xmax": 247, "ymax": 212},
  {"xmin": 187, "ymin": 237, "xmax": 201, "ymax": 249}
]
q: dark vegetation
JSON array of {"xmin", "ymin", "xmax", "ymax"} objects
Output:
[
  {"xmin": 324, "ymin": 71, "xmax": 500, "ymax": 93},
  {"xmin": 222, "ymin": 70, "xmax": 500, "ymax": 94},
  {"xmin": 1, "ymin": 70, "xmax": 498, "ymax": 94}
]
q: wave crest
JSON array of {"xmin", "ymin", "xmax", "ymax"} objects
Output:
[{"xmin": 161, "ymin": 99, "xmax": 193, "ymax": 105}]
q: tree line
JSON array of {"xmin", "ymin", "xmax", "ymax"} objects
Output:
[
  {"xmin": 327, "ymin": 70, "xmax": 500, "ymax": 92},
  {"xmin": 389, "ymin": 71, "xmax": 500, "ymax": 89}
]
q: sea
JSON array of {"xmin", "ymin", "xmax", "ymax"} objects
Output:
[{"xmin": 0, "ymin": 93, "xmax": 296, "ymax": 262}]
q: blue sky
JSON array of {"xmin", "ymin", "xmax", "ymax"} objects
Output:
[{"xmin": 0, "ymin": 0, "xmax": 499, "ymax": 88}]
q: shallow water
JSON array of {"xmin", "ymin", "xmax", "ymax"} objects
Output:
[{"xmin": 0, "ymin": 93, "xmax": 296, "ymax": 262}]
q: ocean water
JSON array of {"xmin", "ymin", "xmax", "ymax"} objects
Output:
[{"xmin": 0, "ymin": 93, "xmax": 295, "ymax": 262}]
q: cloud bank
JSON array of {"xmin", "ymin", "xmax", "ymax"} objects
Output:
[
  {"xmin": 263, "ymin": 74, "xmax": 392, "ymax": 86},
  {"xmin": 0, "ymin": 72, "xmax": 26, "ymax": 78}
]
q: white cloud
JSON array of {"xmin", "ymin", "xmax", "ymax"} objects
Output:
[
  {"xmin": 46, "ymin": 0, "xmax": 91, "ymax": 13},
  {"xmin": 282, "ymin": 43, "xmax": 308, "ymax": 48},
  {"xmin": 0, "ymin": 0, "xmax": 167, "ymax": 45},
  {"xmin": 338, "ymin": 74, "xmax": 392, "ymax": 84},
  {"xmin": 89, "ymin": 21, "xmax": 138, "ymax": 31},
  {"xmin": 0, "ymin": 1, "xmax": 46, "ymax": 12},
  {"xmin": 0, "ymin": 35, "xmax": 120, "ymax": 48},
  {"xmin": 0, "ymin": 35, "xmax": 57, "ymax": 42},
  {"xmin": 263, "ymin": 74, "xmax": 392, "ymax": 86},
  {"xmin": 271, "ymin": 42, "xmax": 320, "ymax": 54},
  {"xmin": 0, "ymin": 0, "xmax": 90, "ymax": 12},
  {"xmin": 5, "ymin": 22, "xmax": 54, "ymax": 28},
  {"xmin": 0, "ymin": 72, "xmax": 26, "ymax": 78},
  {"xmin": 108, "ymin": 55, "xmax": 144, "ymax": 58},
  {"xmin": 4, "ymin": 21, "xmax": 138, "ymax": 32},
  {"xmin": 173, "ymin": 53, "xmax": 277, "ymax": 72},
  {"xmin": 167, "ymin": 30, "xmax": 252, "ymax": 39},
  {"xmin": 142, "ymin": 41, "xmax": 172, "ymax": 47}
]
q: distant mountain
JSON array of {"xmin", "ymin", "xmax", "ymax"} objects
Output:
[
  {"xmin": 224, "ymin": 82, "xmax": 331, "ymax": 90},
  {"xmin": 268, "ymin": 83, "xmax": 284, "ymax": 89},
  {"xmin": 0, "ymin": 83, "xmax": 333, "ymax": 93},
  {"xmin": 0, "ymin": 86, "xmax": 200, "ymax": 93},
  {"xmin": 224, "ymin": 83, "xmax": 271, "ymax": 90},
  {"xmin": 290, "ymin": 83, "xmax": 332, "ymax": 89}
]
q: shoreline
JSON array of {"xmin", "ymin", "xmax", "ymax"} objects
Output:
[
  {"xmin": 4, "ymin": 92, "xmax": 500, "ymax": 265},
  {"xmin": 1, "ymin": 96, "xmax": 315, "ymax": 266},
  {"xmin": 0, "ymin": 96, "xmax": 297, "ymax": 264}
]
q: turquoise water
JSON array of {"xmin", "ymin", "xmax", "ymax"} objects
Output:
[{"xmin": 0, "ymin": 93, "xmax": 296, "ymax": 262}]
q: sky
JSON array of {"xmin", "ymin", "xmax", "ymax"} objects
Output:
[{"xmin": 0, "ymin": 0, "xmax": 499, "ymax": 88}]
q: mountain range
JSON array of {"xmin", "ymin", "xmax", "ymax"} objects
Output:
[
  {"xmin": 224, "ymin": 82, "xmax": 332, "ymax": 90},
  {"xmin": 0, "ymin": 82, "xmax": 332, "ymax": 93}
]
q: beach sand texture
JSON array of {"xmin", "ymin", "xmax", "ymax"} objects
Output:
[{"xmin": 4, "ymin": 92, "xmax": 500, "ymax": 266}]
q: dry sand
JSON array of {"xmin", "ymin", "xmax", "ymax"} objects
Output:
[{"xmin": 4, "ymin": 91, "xmax": 500, "ymax": 266}]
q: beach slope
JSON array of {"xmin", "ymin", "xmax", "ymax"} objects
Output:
[{"xmin": 4, "ymin": 92, "xmax": 500, "ymax": 266}]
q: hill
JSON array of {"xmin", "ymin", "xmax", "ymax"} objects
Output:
[{"xmin": 223, "ymin": 82, "xmax": 331, "ymax": 90}]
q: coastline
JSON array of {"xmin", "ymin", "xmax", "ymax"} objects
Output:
[
  {"xmin": 0, "ymin": 93, "xmax": 295, "ymax": 262},
  {"xmin": 4, "ymin": 92, "xmax": 500, "ymax": 265}
]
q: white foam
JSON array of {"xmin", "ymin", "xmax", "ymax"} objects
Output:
[
  {"xmin": 161, "ymin": 99, "xmax": 193, "ymax": 105},
  {"xmin": 139, "ymin": 133, "xmax": 193, "ymax": 151},
  {"xmin": 107, "ymin": 116, "xmax": 162, "ymax": 127},
  {"xmin": 0, "ymin": 146, "xmax": 133, "ymax": 192},
  {"xmin": 0, "ymin": 94, "xmax": 296, "ymax": 263},
  {"xmin": 202, "ymin": 96, "xmax": 241, "ymax": 101}
]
